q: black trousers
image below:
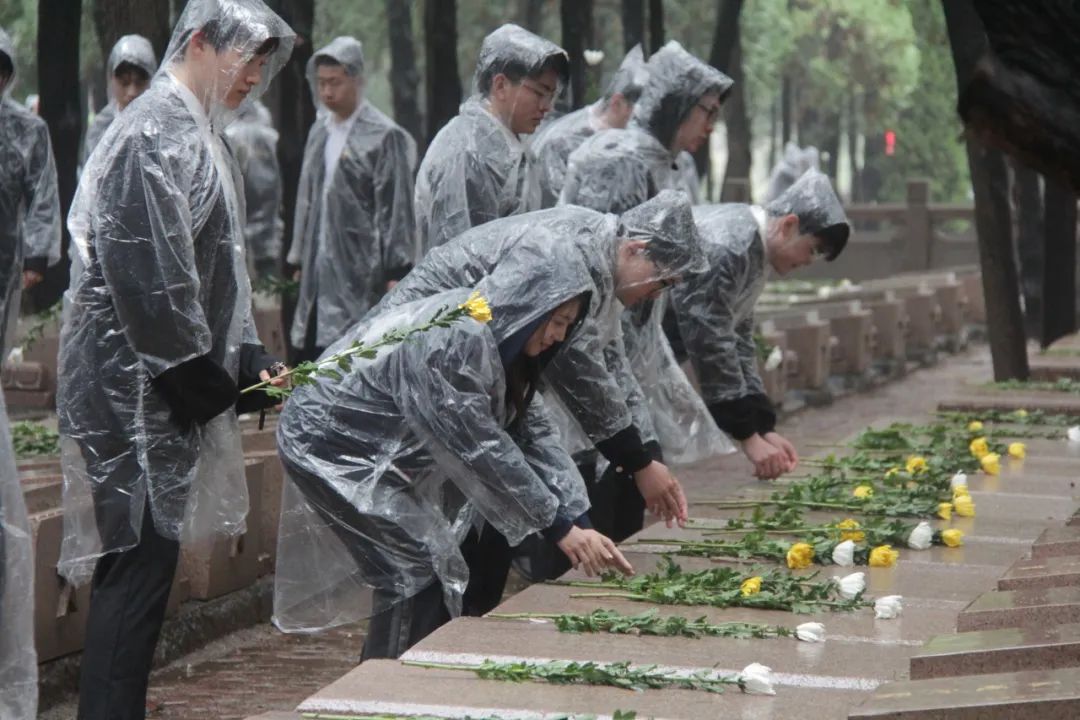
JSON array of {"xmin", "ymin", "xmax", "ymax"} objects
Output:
[
  {"xmin": 584, "ymin": 458, "xmax": 646, "ymax": 544},
  {"xmin": 77, "ymin": 501, "xmax": 180, "ymax": 720}
]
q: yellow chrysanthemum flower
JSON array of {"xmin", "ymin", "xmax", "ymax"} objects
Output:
[
  {"xmin": 969, "ymin": 437, "xmax": 989, "ymax": 459},
  {"xmin": 954, "ymin": 495, "xmax": 976, "ymax": 517},
  {"xmin": 836, "ymin": 518, "xmax": 865, "ymax": 543},
  {"xmin": 1008, "ymin": 442, "xmax": 1026, "ymax": 459},
  {"xmin": 884, "ymin": 466, "xmax": 901, "ymax": 479},
  {"xmin": 459, "ymin": 291, "xmax": 492, "ymax": 323},
  {"xmin": 980, "ymin": 452, "xmax": 1001, "ymax": 476},
  {"xmin": 905, "ymin": 456, "xmax": 928, "ymax": 475},
  {"xmin": 967, "ymin": 420, "xmax": 984, "ymax": 432},
  {"xmin": 740, "ymin": 576, "xmax": 763, "ymax": 597},
  {"xmin": 937, "ymin": 502, "xmax": 953, "ymax": 520},
  {"xmin": 869, "ymin": 545, "xmax": 900, "ymax": 568},
  {"xmin": 1015, "ymin": 409, "xmax": 1029, "ymax": 418},
  {"xmin": 853, "ymin": 485, "xmax": 874, "ymax": 499},
  {"xmin": 941, "ymin": 529, "xmax": 964, "ymax": 547},
  {"xmin": 952, "ymin": 485, "xmax": 971, "ymax": 499},
  {"xmin": 786, "ymin": 542, "xmax": 815, "ymax": 570}
]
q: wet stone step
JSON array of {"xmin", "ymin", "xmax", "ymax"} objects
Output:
[
  {"xmin": 1031, "ymin": 526, "xmax": 1080, "ymax": 560},
  {"xmin": 847, "ymin": 666, "xmax": 1080, "ymax": 719},
  {"xmin": 910, "ymin": 625, "xmax": 1080, "ymax": 679},
  {"xmin": 1000, "ymin": 556, "xmax": 1080, "ymax": 591},
  {"xmin": 957, "ymin": 587, "xmax": 1080, "ymax": 632}
]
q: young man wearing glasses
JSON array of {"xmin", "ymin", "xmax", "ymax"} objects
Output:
[
  {"xmin": 670, "ymin": 169, "xmax": 850, "ymax": 481},
  {"xmin": 414, "ymin": 24, "xmax": 568, "ymax": 257}
]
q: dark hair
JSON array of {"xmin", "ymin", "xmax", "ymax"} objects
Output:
[
  {"xmin": 814, "ymin": 223, "xmax": 850, "ymax": 262},
  {"xmin": 477, "ymin": 53, "xmax": 568, "ymax": 96},
  {"xmin": 113, "ymin": 61, "xmax": 151, "ymax": 82},
  {"xmin": 0, "ymin": 53, "xmax": 13, "ymax": 83},
  {"xmin": 184, "ymin": 19, "xmax": 281, "ymax": 58},
  {"xmin": 313, "ymin": 54, "xmax": 344, "ymax": 70}
]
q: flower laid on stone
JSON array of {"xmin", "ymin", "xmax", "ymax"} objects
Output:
[
  {"xmin": 952, "ymin": 485, "xmax": 970, "ymax": 499},
  {"xmin": 1068, "ymin": 426, "xmax": 1080, "ymax": 442},
  {"xmin": 795, "ymin": 622, "xmax": 826, "ymax": 643},
  {"xmin": 835, "ymin": 572, "xmax": 866, "ymax": 599},
  {"xmin": 980, "ymin": 452, "xmax": 1001, "ymax": 476},
  {"xmin": 1016, "ymin": 409, "xmax": 1029, "ymax": 418},
  {"xmin": 967, "ymin": 420, "xmax": 984, "ymax": 432},
  {"xmin": 954, "ymin": 495, "xmax": 976, "ymax": 517},
  {"xmin": 561, "ymin": 558, "xmax": 869, "ymax": 614},
  {"xmin": 1007, "ymin": 442, "xmax": 1026, "ymax": 459},
  {"xmin": 836, "ymin": 518, "xmax": 865, "ymax": 542},
  {"xmin": 941, "ymin": 529, "xmax": 964, "ymax": 547},
  {"xmin": 873, "ymin": 595, "xmax": 904, "ymax": 619},
  {"xmin": 868, "ymin": 545, "xmax": 900, "ymax": 568},
  {"xmin": 969, "ymin": 436, "xmax": 990, "ymax": 459},
  {"xmin": 489, "ymin": 609, "xmax": 822, "ymax": 643},
  {"xmin": 786, "ymin": 542, "xmax": 815, "ymax": 569},
  {"xmin": 950, "ymin": 471, "xmax": 968, "ymax": 490},
  {"xmin": 884, "ymin": 466, "xmax": 901, "ymax": 479},
  {"xmin": 906, "ymin": 521, "xmax": 934, "ymax": 550},
  {"xmin": 905, "ymin": 455, "xmax": 928, "ymax": 474},
  {"xmin": 853, "ymin": 485, "xmax": 874, "ymax": 499},
  {"xmin": 831, "ymin": 540, "xmax": 856, "ymax": 567},
  {"xmin": 937, "ymin": 502, "xmax": 952, "ymax": 520},
  {"xmin": 741, "ymin": 576, "xmax": 763, "ymax": 596},
  {"xmin": 403, "ymin": 657, "xmax": 753, "ymax": 694}
]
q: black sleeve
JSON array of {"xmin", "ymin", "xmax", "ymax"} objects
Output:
[
  {"xmin": 541, "ymin": 515, "xmax": 574, "ymax": 543},
  {"xmin": 709, "ymin": 393, "xmax": 777, "ymax": 441},
  {"xmin": 235, "ymin": 343, "xmax": 283, "ymax": 415},
  {"xmin": 385, "ymin": 263, "xmax": 413, "ymax": 283},
  {"xmin": 594, "ymin": 425, "xmax": 653, "ymax": 474},
  {"xmin": 23, "ymin": 257, "xmax": 48, "ymax": 275},
  {"xmin": 152, "ymin": 354, "xmax": 239, "ymax": 428}
]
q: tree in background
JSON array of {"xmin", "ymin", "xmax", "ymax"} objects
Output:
[
  {"xmin": 92, "ymin": 0, "xmax": 171, "ymax": 61},
  {"xmin": 385, "ymin": 0, "xmax": 423, "ymax": 150},
  {"xmin": 622, "ymin": 0, "xmax": 644, "ymax": 52},
  {"xmin": 943, "ymin": 0, "xmax": 1027, "ymax": 381},
  {"xmin": 424, "ymin": 0, "xmax": 461, "ymax": 144},
  {"xmin": 560, "ymin": 0, "xmax": 593, "ymax": 110}
]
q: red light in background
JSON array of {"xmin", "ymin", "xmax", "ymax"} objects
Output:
[{"xmin": 885, "ymin": 129, "xmax": 896, "ymax": 156}]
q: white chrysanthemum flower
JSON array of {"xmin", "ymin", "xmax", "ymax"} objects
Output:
[
  {"xmin": 874, "ymin": 595, "xmax": 903, "ymax": 619},
  {"xmin": 795, "ymin": 622, "xmax": 826, "ymax": 643},
  {"xmin": 583, "ymin": 49, "xmax": 605, "ymax": 66},
  {"xmin": 906, "ymin": 521, "xmax": 934, "ymax": 551},
  {"xmin": 764, "ymin": 345, "xmax": 783, "ymax": 371},
  {"xmin": 831, "ymin": 540, "xmax": 855, "ymax": 567},
  {"xmin": 1067, "ymin": 426, "xmax": 1080, "ymax": 443},
  {"xmin": 739, "ymin": 662, "xmax": 776, "ymax": 695},
  {"xmin": 836, "ymin": 571, "xmax": 866, "ymax": 599},
  {"xmin": 950, "ymin": 471, "xmax": 968, "ymax": 490}
]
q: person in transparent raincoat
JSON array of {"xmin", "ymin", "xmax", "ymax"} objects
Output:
[
  {"xmin": 273, "ymin": 264, "xmax": 633, "ymax": 659},
  {"xmin": 531, "ymin": 45, "xmax": 647, "ymax": 208},
  {"xmin": 414, "ymin": 24, "xmax": 568, "ymax": 257},
  {"xmin": 374, "ymin": 191, "xmax": 708, "ymax": 555},
  {"xmin": 286, "ymin": 37, "xmax": 417, "ymax": 361},
  {"xmin": 765, "ymin": 141, "xmax": 820, "ymax": 203},
  {"xmin": 225, "ymin": 99, "xmax": 283, "ymax": 282},
  {"xmin": 0, "ymin": 392, "xmax": 36, "ymax": 719},
  {"xmin": 82, "ymin": 34, "xmax": 156, "ymax": 164},
  {"xmin": 558, "ymin": 41, "xmax": 733, "ymax": 535},
  {"xmin": 0, "ymin": 28, "xmax": 61, "ymax": 362},
  {"xmin": 674, "ymin": 150, "xmax": 703, "ymax": 204},
  {"xmin": 671, "ymin": 169, "xmax": 850, "ymax": 481},
  {"xmin": 56, "ymin": 3, "xmax": 295, "ymax": 717}
]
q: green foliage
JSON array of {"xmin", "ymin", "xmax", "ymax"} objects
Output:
[
  {"xmin": 252, "ymin": 274, "xmax": 299, "ymax": 301},
  {"xmin": 493, "ymin": 608, "xmax": 798, "ymax": 641},
  {"xmin": 11, "ymin": 420, "xmax": 59, "ymax": 457},
  {"xmin": 19, "ymin": 299, "xmax": 61, "ymax": 353},
  {"xmin": 990, "ymin": 378, "xmax": 1080, "ymax": 395}
]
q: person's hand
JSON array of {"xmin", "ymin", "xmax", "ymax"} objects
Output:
[
  {"xmin": 386, "ymin": 279, "xmax": 398, "ymax": 292},
  {"xmin": 742, "ymin": 434, "xmax": 787, "ymax": 480},
  {"xmin": 22, "ymin": 270, "xmax": 43, "ymax": 289},
  {"xmin": 763, "ymin": 431, "xmax": 798, "ymax": 473},
  {"xmin": 556, "ymin": 527, "xmax": 634, "ymax": 577},
  {"xmin": 292, "ymin": 269, "xmax": 301, "ymax": 282},
  {"xmin": 258, "ymin": 362, "xmax": 290, "ymax": 410},
  {"xmin": 633, "ymin": 461, "xmax": 688, "ymax": 528}
]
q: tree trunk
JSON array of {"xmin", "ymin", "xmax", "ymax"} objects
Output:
[
  {"xmin": 1041, "ymin": 179, "xmax": 1077, "ymax": 346},
  {"xmin": 32, "ymin": 0, "xmax": 81, "ymax": 310},
  {"xmin": 262, "ymin": 0, "xmax": 315, "ymax": 359},
  {"xmin": 560, "ymin": 0, "xmax": 594, "ymax": 110},
  {"xmin": 648, "ymin": 0, "xmax": 664, "ymax": 54},
  {"xmin": 780, "ymin": 75, "xmax": 792, "ymax": 144},
  {"xmin": 1010, "ymin": 161, "xmax": 1043, "ymax": 338},
  {"xmin": 94, "ymin": 0, "xmax": 172, "ymax": 62},
  {"xmin": 424, "ymin": 0, "xmax": 462, "ymax": 145},
  {"xmin": 385, "ymin": 0, "xmax": 424, "ymax": 152},
  {"xmin": 622, "ymin": 0, "xmax": 645, "ymax": 52},
  {"xmin": 945, "ymin": 0, "xmax": 1029, "ymax": 380},
  {"xmin": 720, "ymin": 34, "xmax": 751, "ymax": 202},
  {"xmin": 707, "ymin": 0, "xmax": 742, "ymax": 71},
  {"xmin": 847, "ymin": 88, "xmax": 858, "ymax": 201},
  {"xmin": 518, "ymin": 0, "xmax": 545, "ymax": 32}
]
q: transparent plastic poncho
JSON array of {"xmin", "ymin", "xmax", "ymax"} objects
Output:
[
  {"xmin": 224, "ymin": 99, "xmax": 283, "ymax": 278},
  {"xmin": 559, "ymin": 40, "xmax": 731, "ymax": 213},
  {"xmin": 82, "ymin": 34, "xmax": 157, "ymax": 164},
  {"xmin": 673, "ymin": 169, "xmax": 848, "ymax": 406},
  {"xmin": 56, "ymin": 0, "xmax": 295, "ymax": 584},
  {"xmin": 0, "ymin": 392, "xmax": 37, "ymax": 719},
  {"xmin": 286, "ymin": 36, "xmax": 417, "ymax": 348},
  {"xmin": 274, "ymin": 263, "xmax": 593, "ymax": 632},
  {"xmin": 765, "ymin": 142, "xmax": 820, "ymax": 203},
  {"xmin": 0, "ymin": 27, "xmax": 62, "ymax": 361},
  {"xmin": 531, "ymin": 45, "xmax": 647, "ymax": 208},
  {"xmin": 414, "ymin": 24, "xmax": 568, "ymax": 256}
]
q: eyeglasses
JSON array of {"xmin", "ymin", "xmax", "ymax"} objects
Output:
[
  {"xmin": 520, "ymin": 79, "xmax": 557, "ymax": 104},
  {"xmin": 697, "ymin": 101, "xmax": 722, "ymax": 123}
]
